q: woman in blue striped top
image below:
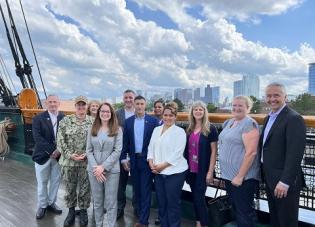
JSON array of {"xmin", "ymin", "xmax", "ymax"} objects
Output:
[{"xmin": 218, "ymin": 96, "xmax": 260, "ymax": 227}]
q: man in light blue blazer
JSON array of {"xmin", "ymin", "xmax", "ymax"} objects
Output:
[{"xmin": 121, "ymin": 96, "xmax": 159, "ymax": 227}]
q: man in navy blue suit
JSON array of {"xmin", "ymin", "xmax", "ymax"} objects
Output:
[
  {"xmin": 32, "ymin": 94, "xmax": 65, "ymax": 219},
  {"xmin": 121, "ymin": 95, "xmax": 159, "ymax": 227}
]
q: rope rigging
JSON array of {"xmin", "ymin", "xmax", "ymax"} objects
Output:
[
  {"xmin": 0, "ymin": 53, "xmax": 17, "ymax": 94},
  {"xmin": 0, "ymin": 0, "xmax": 45, "ymax": 108},
  {"xmin": 19, "ymin": 0, "xmax": 47, "ymax": 99}
]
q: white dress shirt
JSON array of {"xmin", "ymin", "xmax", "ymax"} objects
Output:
[
  {"xmin": 147, "ymin": 124, "xmax": 188, "ymax": 175},
  {"xmin": 48, "ymin": 111, "xmax": 58, "ymax": 138}
]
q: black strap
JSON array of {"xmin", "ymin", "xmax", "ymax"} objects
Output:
[{"xmin": 214, "ymin": 179, "xmax": 223, "ymax": 198}]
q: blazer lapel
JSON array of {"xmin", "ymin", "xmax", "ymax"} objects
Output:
[
  {"xmin": 259, "ymin": 115, "xmax": 269, "ymax": 147},
  {"xmin": 143, "ymin": 115, "xmax": 149, "ymax": 146},
  {"xmin": 264, "ymin": 106, "xmax": 288, "ymax": 145}
]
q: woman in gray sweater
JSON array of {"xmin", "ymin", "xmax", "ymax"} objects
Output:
[{"xmin": 86, "ymin": 102, "xmax": 122, "ymax": 227}]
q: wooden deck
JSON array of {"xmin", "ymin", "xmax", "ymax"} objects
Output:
[{"xmin": 0, "ymin": 159, "xmax": 194, "ymax": 227}]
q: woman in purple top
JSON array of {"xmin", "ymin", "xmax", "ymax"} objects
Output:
[{"xmin": 185, "ymin": 101, "xmax": 218, "ymax": 227}]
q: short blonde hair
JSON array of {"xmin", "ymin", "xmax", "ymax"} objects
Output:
[{"xmin": 233, "ymin": 96, "xmax": 253, "ymax": 112}]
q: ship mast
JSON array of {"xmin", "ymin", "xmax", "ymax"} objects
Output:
[{"xmin": 0, "ymin": 0, "xmax": 44, "ymax": 108}]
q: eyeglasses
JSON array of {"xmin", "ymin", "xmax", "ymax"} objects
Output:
[{"xmin": 100, "ymin": 110, "xmax": 111, "ymax": 114}]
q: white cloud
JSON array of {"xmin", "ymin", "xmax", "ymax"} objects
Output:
[{"xmin": 0, "ymin": 0, "xmax": 314, "ymax": 104}]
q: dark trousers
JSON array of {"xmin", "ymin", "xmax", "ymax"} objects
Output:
[
  {"xmin": 265, "ymin": 184, "xmax": 300, "ymax": 227},
  {"xmin": 117, "ymin": 164, "xmax": 136, "ymax": 214},
  {"xmin": 131, "ymin": 157, "xmax": 153, "ymax": 225},
  {"xmin": 155, "ymin": 171, "xmax": 187, "ymax": 227},
  {"xmin": 187, "ymin": 172, "xmax": 208, "ymax": 226},
  {"xmin": 225, "ymin": 179, "xmax": 258, "ymax": 227}
]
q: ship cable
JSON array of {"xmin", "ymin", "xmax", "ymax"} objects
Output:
[
  {"xmin": 0, "ymin": 53, "xmax": 17, "ymax": 94},
  {"xmin": 5, "ymin": 0, "xmax": 42, "ymax": 108},
  {"xmin": 19, "ymin": 0, "xmax": 47, "ymax": 99},
  {"xmin": 0, "ymin": 3, "xmax": 27, "ymax": 88}
]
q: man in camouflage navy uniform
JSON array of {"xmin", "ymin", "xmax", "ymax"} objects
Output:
[{"xmin": 57, "ymin": 96, "xmax": 94, "ymax": 227}]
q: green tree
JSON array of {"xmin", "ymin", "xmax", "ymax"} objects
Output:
[
  {"xmin": 290, "ymin": 93, "xmax": 315, "ymax": 115},
  {"xmin": 113, "ymin": 102, "xmax": 124, "ymax": 110},
  {"xmin": 250, "ymin": 96, "xmax": 261, "ymax": 114},
  {"xmin": 146, "ymin": 101, "xmax": 154, "ymax": 112},
  {"xmin": 173, "ymin": 98, "xmax": 185, "ymax": 112},
  {"xmin": 207, "ymin": 103, "xmax": 217, "ymax": 113}
]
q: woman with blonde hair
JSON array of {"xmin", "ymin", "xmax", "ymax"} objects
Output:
[
  {"xmin": 147, "ymin": 102, "xmax": 188, "ymax": 227},
  {"xmin": 218, "ymin": 96, "xmax": 260, "ymax": 227},
  {"xmin": 87, "ymin": 100, "xmax": 101, "ymax": 118},
  {"xmin": 185, "ymin": 101, "xmax": 218, "ymax": 227},
  {"xmin": 86, "ymin": 102, "xmax": 122, "ymax": 227}
]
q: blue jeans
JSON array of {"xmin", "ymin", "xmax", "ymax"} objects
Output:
[{"xmin": 225, "ymin": 179, "xmax": 258, "ymax": 227}]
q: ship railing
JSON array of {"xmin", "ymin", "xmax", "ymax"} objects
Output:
[{"xmin": 20, "ymin": 110, "xmax": 315, "ymax": 212}]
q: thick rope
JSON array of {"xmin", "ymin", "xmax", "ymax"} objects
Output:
[{"xmin": 0, "ymin": 119, "xmax": 10, "ymax": 158}]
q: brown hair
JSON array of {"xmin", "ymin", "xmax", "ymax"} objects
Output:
[
  {"xmin": 91, "ymin": 102, "xmax": 119, "ymax": 137},
  {"xmin": 163, "ymin": 101, "xmax": 178, "ymax": 116}
]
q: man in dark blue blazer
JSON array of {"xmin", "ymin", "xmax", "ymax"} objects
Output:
[
  {"xmin": 121, "ymin": 95, "xmax": 159, "ymax": 227},
  {"xmin": 32, "ymin": 95, "xmax": 65, "ymax": 219}
]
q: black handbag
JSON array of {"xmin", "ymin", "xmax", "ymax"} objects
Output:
[{"xmin": 208, "ymin": 181, "xmax": 234, "ymax": 227}]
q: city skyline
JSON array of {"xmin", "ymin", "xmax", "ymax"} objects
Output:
[{"xmin": 0, "ymin": 1, "xmax": 314, "ymax": 101}]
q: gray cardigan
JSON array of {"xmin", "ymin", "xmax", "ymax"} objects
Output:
[{"xmin": 86, "ymin": 127, "xmax": 123, "ymax": 173}]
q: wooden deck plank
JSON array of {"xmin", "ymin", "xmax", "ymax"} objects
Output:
[{"xmin": 0, "ymin": 159, "xmax": 194, "ymax": 227}]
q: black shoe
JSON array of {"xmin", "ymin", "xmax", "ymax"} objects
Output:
[
  {"xmin": 155, "ymin": 217, "xmax": 160, "ymax": 225},
  {"xmin": 79, "ymin": 209, "xmax": 88, "ymax": 226},
  {"xmin": 47, "ymin": 203, "xmax": 62, "ymax": 214},
  {"xmin": 64, "ymin": 207, "xmax": 75, "ymax": 227},
  {"xmin": 36, "ymin": 207, "xmax": 46, "ymax": 219},
  {"xmin": 116, "ymin": 209, "xmax": 124, "ymax": 220},
  {"xmin": 104, "ymin": 208, "xmax": 107, "ymax": 214}
]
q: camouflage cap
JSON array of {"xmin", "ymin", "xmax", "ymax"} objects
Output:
[{"xmin": 74, "ymin": 95, "xmax": 88, "ymax": 105}]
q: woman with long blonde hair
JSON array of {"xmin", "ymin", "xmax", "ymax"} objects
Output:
[{"xmin": 185, "ymin": 101, "xmax": 218, "ymax": 227}]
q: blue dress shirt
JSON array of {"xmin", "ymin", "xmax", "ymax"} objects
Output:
[{"xmin": 134, "ymin": 115, "xmax": 145, "ymax": 153}]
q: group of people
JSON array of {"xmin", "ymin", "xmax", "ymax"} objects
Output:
[{"xmin": 31, "ymin": 82, "xmax": 306, "ymax": 227}]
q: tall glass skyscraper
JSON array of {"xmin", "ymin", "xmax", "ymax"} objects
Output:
[
  {"xmin": 308, "ymin": 63, "xmax": 315, "ymax": 95},
  {"xmin": 233, "ymin": 75, "xmax": 260, "ymax": 98}
]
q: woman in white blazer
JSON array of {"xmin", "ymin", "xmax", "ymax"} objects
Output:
[
  {"xmin": 86, "ymin": 102, "xmax": 122, "ymax": 227},
  {"xmin": 147, "ymin": 102, "xmax": 188, "ymax": 227}
]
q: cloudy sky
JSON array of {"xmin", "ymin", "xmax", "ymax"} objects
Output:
[{"xmin": 0, "ymin": 0, "xmax": 314, "ymax": 101}]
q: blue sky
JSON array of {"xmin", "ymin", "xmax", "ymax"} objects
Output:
[
  {"xmin": 126, "ymin": 0, "xmax": 314, "ymax": 52},
  {"xmin": 233, "ymin": 0, "xmax": 315, "ymax": 51},
  {"xmin": 125, "ymin": 0, "xmax": 178, "ymax": 29}
]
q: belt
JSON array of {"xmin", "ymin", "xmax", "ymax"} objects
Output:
[{"xmin": 135, "ymin": 153, "xmax": 144, "ymax": 158}]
